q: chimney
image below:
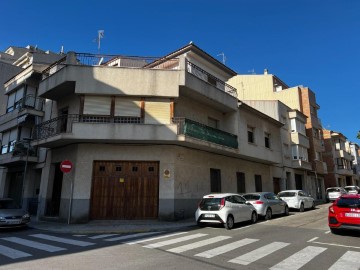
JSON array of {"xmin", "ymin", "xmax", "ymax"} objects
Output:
[{"xmin": 264, "ymin": 69, "xmax": 268, "ymax": 75}]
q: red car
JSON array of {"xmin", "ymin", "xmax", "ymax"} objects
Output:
[{"xmin": 328, "ymin": 194, "xmax": 360, "ymax": 233}]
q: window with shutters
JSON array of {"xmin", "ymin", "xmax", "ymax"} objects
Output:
[
  {"xmin": 144, "ymin": 99, "xmax": 171, "ymax": 124},
  {"xmin": 83, "ymin": 96, "xmax": 111, "ymax": 115}
]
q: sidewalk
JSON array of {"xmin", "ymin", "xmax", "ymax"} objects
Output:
[{"xmin": 28, "ymin": 218, "xmax": 197, "ymax": 234}]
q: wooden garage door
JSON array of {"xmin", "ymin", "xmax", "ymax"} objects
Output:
[{"xmin": 90, "ymin": 161, "xmax": 159, "ymax": 220}]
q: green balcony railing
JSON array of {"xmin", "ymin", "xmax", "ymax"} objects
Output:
[{"xmin": 173, "ymin": 117, "xmax": 238, "ymax": 149}]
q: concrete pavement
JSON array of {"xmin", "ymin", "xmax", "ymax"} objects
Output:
[{"xmin": 28, "ymin": 218, "xmax": 197, "ymax": 234}]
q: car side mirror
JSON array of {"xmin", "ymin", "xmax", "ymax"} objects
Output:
[{"xmin": 245, "ymin": 202, "xmax": 252, "ymax": 206}]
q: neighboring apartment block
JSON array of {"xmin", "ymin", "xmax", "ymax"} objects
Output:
[
  {"xmin": 323, "ymin": 129, "xmax": 355, "ymax": 187},
  {"xmin": 228, "ymin": 71, "xmax": 327, "ymax": 199}
]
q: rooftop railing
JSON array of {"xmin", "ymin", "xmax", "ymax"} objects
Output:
[{"xmin": 42, "ymin": 52, "xmax": 180, "ymax": 79}]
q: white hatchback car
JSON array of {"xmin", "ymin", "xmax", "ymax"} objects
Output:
[
  {"xmin": 277, "ymin": 190, "xmax": 315, "ymax": 212},
  {"xmin": 195, "ymin": 193, "xmax": 258, "ymax": 230}
]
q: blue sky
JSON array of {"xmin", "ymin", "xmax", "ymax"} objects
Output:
[{"xmin": 2, "ymin": 0, "xmax": 360, "ymax": 142}]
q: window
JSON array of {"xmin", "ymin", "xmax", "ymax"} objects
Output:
[
  {"xmin": 115, "ymin": 166, "xmax": 122, "ymax": 172},
  {"xmin": 210, "ymin": 168, "xmax": 221, "ymax": 192},
  {"xmin": 255, "ymin": 175, "xmax": 262, "ymax": 192},
  {"xmin": 99, "ymin": 166, "xmax": 105, "ymax": 172},
  {"xmin": 292, "ymin": 145, "xmax": 309, "ymax": 161},
  {"xmin": 248, "ymin": 126, "xmax": 255, "ymax": 143},
  {"xmin": 265, "ymin": 133, "xmax": 270, "ymax": 148},
  {"xmin": 237, "ymin": 172, "xmax": 246, "ymax": 193}
]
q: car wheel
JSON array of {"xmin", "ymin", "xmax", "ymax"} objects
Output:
[
  {"xmin": 264, "ymin": 208, "xmax": 272, "ymax": 220},
  {"xmin": 251, "ymin": 211, "xmax": 258, "ymax": 224},
  {"xmin": 299, "ymin": 203, "xmax": 305, "ymax": 212},
  {"xmin": 284, "ymin": 206, "xmax": 289, "ymax": 216},
  {"xmin": 224, "ymin": 215, "xmax": 234, "ymax": 230},
  {"xmin": 311, "ymin": 201, "xmax": 315, "ymax": 210}
]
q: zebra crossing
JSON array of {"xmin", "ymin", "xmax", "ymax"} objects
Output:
[{"xmin": 0, "ymin": 231, "xmax": 358, "ymax": 269}]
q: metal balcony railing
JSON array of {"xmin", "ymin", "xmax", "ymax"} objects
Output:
[
  {"xmin": 186, "ymin": 61, "xmax": 237, "ymax": 98},
  {"xmin": 32, "ymin": 114, "xmax": 143, "ymax": 140},
  {"xmin": 42, "ymin": 53, "xmax": 180, "ymax": 79}
]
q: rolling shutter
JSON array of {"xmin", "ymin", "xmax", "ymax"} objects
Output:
[
  {"xmin": 83, "ymin": 96, "xmax": 111, "ymax": 115},
  {"xmin": 114, "ymin": 98, "xmax": 141, "ymax": 117},
  {"xmin": 144, "ymin": 99, "xmax": 171, "ymax": 124}
]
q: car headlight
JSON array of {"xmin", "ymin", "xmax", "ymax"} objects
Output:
[
  {"xmin": 0, "ymin": 217, "xmax": 5, "ymax": 220},
  {"xmin": 22, "ymin": 214, "xmax": 30, "ymax": 219}
]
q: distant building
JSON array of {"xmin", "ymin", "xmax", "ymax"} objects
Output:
[{"xmin": 323, "ymin": 129, "xmax": 355, "ymax": 187}]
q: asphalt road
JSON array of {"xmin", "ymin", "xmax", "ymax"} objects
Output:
[{"xmin": 0, "ymin": 203, "xmax": 359, "ymax": 270}]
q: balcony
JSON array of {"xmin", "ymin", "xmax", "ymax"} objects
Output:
[
  {"xmin": 292, "ymin": 159, "xmax": 312, "ymax": 170},
  {"xmin": 314, "ymin": 160, "xmax": 328, "ymax": 175},
  {"xmin": 181, "ymin": 61, "xmax": 238, "ymax": 112},
  {"xmin": 32, "ymin": 115, "xmax": 238, "ymax": 152},
  {"xmin": 335, "ymin": 149, "xmax": 352, "ymax": 160},
  {"xmin": 0, "ymin": 95, "xmax": 45, "ymax": 133},
  {"xmin": 312, "ymin": 137, "xmax": 325, "ymax": 152},
  {"xmin": 0, "ymin": 140, "xmax": 38, "ymax": 165},
  {"xmin": 291, "ymin": 132, "xmax": 310, "ymax": 148},
  {"xmin": 336, "ymin": 167, "xmax": 354, "ymax": 176}
]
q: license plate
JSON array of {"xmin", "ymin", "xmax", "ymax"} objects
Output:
[
  {"xmin": 7, "ymin": 220, "xmax": 21, "ymax": 225},
  {"xmin": 204, "ymin": 214, "xmax": 215, "ymax": 218},
  {"xmin": 345, "ymin": 213, "xmax": 360, "ymax": 218}
]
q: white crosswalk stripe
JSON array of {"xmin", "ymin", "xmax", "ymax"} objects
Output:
[
  {"xmin": 30, "ymin": 234, "xmax": 95, "ymax": 247},
  {"xmin": 270, "ymin": 246, "xmax": 327, "ymax": 270},
  {"xmin": 195, "ymin": 238, "xmax": 259, "ymax": 258},
  {"xmin": 88, "ymin": 234, "xmax": 118, "ymax": 239},
  {"xmin": 0, "ymin": 244, "xmax": 31, "ymax": 259},
  {"xmin": 328, "ymin": 251, "xmax": 360, "ymax": 270},
  {"xmin": 143, "ymin": 233, "xmax": 207, "ymax": 249},
  {"xmin": 229, "ymin": 241, "xmax": 290, "ymax": 265},
  {"xmin": 104, "ymin": 231, "xmax": 161, "ymax": 242},
  {"xmin": 167, "ymin": 236, "xmax": 231, "ymax": 254},
  {"xmin": 1, "ymin": 237, "xmax": 66, "ymax": 252},
  {"xmin": 126, "ymin": 232, "xmax": 188, "ymax": 245}
]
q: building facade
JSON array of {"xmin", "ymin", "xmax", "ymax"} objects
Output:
[{"xmin": 228, "ymin": 71, "xmax": 327, "ymax": 199}]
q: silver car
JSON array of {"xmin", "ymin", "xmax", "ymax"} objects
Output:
[
  {"xmin": 326, "ymin": 187, "xmax": 347, "ymax": 202},
  {"xmin": 278, "ymin": 190, "xmax": 315, "ymax": 212},
  {"xmin": 344, "ymin": 186, "xmax": 359, "ymax": 195},
  {"xmin": 0, "ymin": 198, "xmax": 30, "ymax": 228},
  {"xmin": 243, "ymin": 192, "xmax": 289, "ymax": 220}
]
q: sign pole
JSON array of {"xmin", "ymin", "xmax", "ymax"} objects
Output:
[{"xmin": 60, "ymin": 160, "xmax": 74, "ymax": 225}]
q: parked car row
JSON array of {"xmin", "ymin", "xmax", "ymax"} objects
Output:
[
  {"xmin": 325, "ymin": 186, "xmax": 359, "ymax": 202},
  {"xmin": 195, "ymin": 190, "xmax": 315, "ymax": 230}
]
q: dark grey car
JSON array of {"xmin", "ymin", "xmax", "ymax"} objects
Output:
[{"xmin": 0, "ymin": 198, "xmax": 30, "ymax": 228}]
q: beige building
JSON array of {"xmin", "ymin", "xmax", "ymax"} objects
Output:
[
  {"xmin": 229, "ymin": 71, "xmax": 327, "ymax": 199},
  {"xmin": 0, "ymin": 43, "xmax": 291, "ymax": 223}
]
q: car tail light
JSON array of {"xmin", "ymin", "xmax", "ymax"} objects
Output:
[
  {"xmin": 253, "ymin": 201, "xmax": 264, "ymax": 204},
  {"xmin": 219, "ymin": 198, "xmax": 225, "ymax": 210},
  {"xmin": 329, "ymin": 206, "xmax": 335, "ymax": 213}
]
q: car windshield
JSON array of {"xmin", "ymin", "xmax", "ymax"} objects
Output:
[
  {"xmin": 327, "ymin": 188, "xmax": 340, "ymax": 192},
  {"xmin": 336, "ymin": 198, "xmax": 360, "ymax": 208},
  {"xmin": 243, "ymin": 194, "xmax": 260, "ymax": 201},
  {"xmin": 278, "ymin": 192, "xmax": 296, "ymax": 197},
  {"xmin": 0, "ymin": 200, "xmax": 20, "ymax": 209},
  {"xmin": 200, "ymin": 198, "xmax": 222, "ymax": 208},
  {"xmin": 344, "ymin": 187, "xmax": 356, "ymax": 191}
]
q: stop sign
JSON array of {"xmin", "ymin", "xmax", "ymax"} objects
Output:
[{"xmin": 60, "ymin": 160, "xmax": 73, "ymax": 173}]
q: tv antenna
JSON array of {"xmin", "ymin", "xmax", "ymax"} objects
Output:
[
  {"xmin": 93, "ymin": 30, "xmax": 105, "ymax": 53},
  {"xmin": 217, "ymin": 52, "xmax": 226, "ymax": 64}
]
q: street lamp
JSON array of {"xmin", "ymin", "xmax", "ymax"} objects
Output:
[{"xmin": 20, "ymin": 137, "xmax": 32, "ymax": 209}]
